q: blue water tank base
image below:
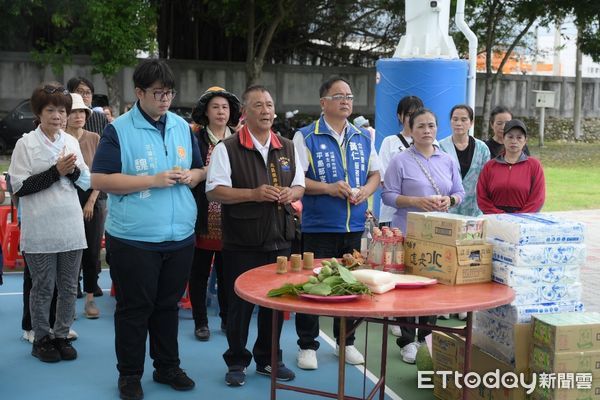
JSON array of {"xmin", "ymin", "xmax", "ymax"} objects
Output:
[{"xmin": 372, "ymin": 58, "xmax": 467, "ymax": 219}]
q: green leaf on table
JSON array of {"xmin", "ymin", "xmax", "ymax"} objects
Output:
[{"xmin": 338, "ymin": 265, "xmax": 357, "ymax": 284}]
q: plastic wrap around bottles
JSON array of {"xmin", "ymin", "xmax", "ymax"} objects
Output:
[{"xmin": 372, "ymin": 58, "xmax": 468, "ymax": 218}]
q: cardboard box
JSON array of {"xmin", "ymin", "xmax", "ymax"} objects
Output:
[
  {"xmin": 533, "ymin": 312, "xmax": 600, "ymax": 352},
  {"xmin": 406, "ymin": 211, "xmax": 487, "ymax": 246},
  {"xmin": 530, "ymin": 346, "xmax": 600, "ymax": 377},
  {"xmin": 468, "ymin": 344, "xmax": 530, "ymax": 400},
  {"xmin": 404, "ymin": 238, "xmax": 492, "ymax": 285},
  {"xmin": 434, "ymin": 373, "xmax": 462, "ymax": 400},
  {"xmin": 433, "ymin": 331, "xmax": 466, "ymax": 371}
]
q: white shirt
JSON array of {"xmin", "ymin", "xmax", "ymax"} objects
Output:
[
  {"xmin": 292, "ymin": 121, "xmax": 381, "ymax": 173},
  {"xmin": 206, "ymin": 131, "xmax": 305, "ymax": 192},
  {"xmin": 378, "ymin": 133, "xmax": 412, "ymax": 223},
  {"xmin": 9, "ymin": 128, "xmax": 89, "ymax": 253}
]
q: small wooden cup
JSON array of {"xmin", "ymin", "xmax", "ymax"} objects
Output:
[
  {"xmin": 302, "ymin": 252, "xmax": 314, "ymax": 270},
  {"xmin": 290, "ymin": 254, "xmax": 302, "ymax": 272},
  {"xmin": 276, "ymin": 256, "xmax": 288, "ymax": 274}
]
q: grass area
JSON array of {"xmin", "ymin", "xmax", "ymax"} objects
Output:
[
  {"xmin": 528, "ymin": 142, "xmax": 600, "ymax": 211},
  {"xmin": 1, "ymin": 141, "xmax": 599, "ymax": 211}
]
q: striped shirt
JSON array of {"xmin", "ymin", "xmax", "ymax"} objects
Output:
[{"xmin": 85, "ymin": 111, "xmax": 109, "ymax": 136}]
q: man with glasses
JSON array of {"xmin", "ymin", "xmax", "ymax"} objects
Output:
[
  {"xmin": 67, "ymin": 77, "xmax": 109, "ymax": 136},
  {"xmin": 91, "ymin": 59, "xmax": 204, "ymax": 400},
  {"xmin": 292, "ymin": 76, "xmax": 381, "ymax": 370}
]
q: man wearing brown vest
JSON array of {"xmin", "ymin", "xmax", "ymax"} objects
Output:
[{"xmin": 205, "ymin": 85, "xmax": 305, "ymax": 387}]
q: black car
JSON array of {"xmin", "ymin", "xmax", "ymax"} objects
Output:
[
  {"xmin": 0, "ymin": 99, "xmax": 36, "ymax": 153},
  {"xmin": 0, "ymin": 95, "xmax": 110, "ymax": 153}
]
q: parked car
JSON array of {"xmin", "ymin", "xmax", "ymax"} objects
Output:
[
  {"xmin": 0, "ymin": 94, "xmax": 110, "ymax": 153},
  {"xmin": 0, "ymin": 100, "xmax": 36, "ymax": 153}
]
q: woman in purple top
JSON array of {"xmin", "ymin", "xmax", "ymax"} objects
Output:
[
  {"xmin": 381, "ymin": 108, "xmax": 465, "ymax": 365},
  {"xmin": 382, "ymin": 108, "xmax": 465, "ymax": 233}
]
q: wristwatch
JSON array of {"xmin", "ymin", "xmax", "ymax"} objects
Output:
[{"xmin": 449, "ymin": 196, "xmax": 456, "ymax": 207}]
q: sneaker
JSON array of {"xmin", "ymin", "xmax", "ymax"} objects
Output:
[
  {"xmin": 335, "ymin": 345, "xmax": 365, "ymax": 365},
  {"xmin": 194, "ymin": 326, "xmax": 210, "ymax": 341},
  {"xmin": 153, "ymin": 367, "xmax": 195, "ymax": 391},
  {"xmin": 458, "ymin": 312, "xmax": 468, "ymax": 321},
  {"xmin": 225, "ymin": 366, "xmax": 246, "ymax": 387},
  {"xmin": 297, "ymin": 349, "xmax": 318, "ymax": 370},
  {"xmin": 118, "ymin": 375, "xmax": 143, "ymax": 400},
  {"xmin": 94, "ymin": 284, "xmax": 104, "ymax": 297},
  {"xmin": 400, "ymin": 342, "xmax": 420, "ymax": 364},
  {"xmin": 22, "ymin": 330, "xmax": 35, "ymax": 344},
  {"xmin": 85, "ymin": 299, "xmax": 100, "ymax": 319},
  {"xmin": 31, "ymin": 335, "xmax": 61, "ymax": 363},
  {"xmin": 68, "ymin": 329, "xmax": 79, "ymax": 340},
  {"xmin": 53, "ymin": 337, "xmax": 77, "ymax": 360},
  {"xmin": 438, "ymin": 314, "xmax": 450, "ymax": 320},
  {"xmin": 256, "ymin": 362, "xmax": 295, "ymax": 381},
  {"xmin": 389, "ymin": 325, "xmax": 402, "ymax": 337}
]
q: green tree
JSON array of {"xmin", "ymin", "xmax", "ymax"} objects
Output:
[{"xmin": 29, "ymin": 0, "xmax": 156, "ymax": 114}]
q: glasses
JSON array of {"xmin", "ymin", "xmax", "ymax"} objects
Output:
[
  {"xmin": 144, "ymin": 89, "xmax": 177, "ymax": 101},
  {"xmin": 43, "ymin": 86, "xmax": 69, "ymax": 95},
  {"xmin": 76, "ymin": 89, "xmax": 93, "ymax": 98},
  {"xmin": 321, "ymin": 94, "xmax": 354, "ymax": 102}
]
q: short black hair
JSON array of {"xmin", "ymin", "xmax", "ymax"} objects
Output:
[
  {"xmin": 241, "ymin": 85, "xmax": 271, "ymax": 106},
  {"xmin": 396, "ymin": 95, "xmax": 424, "ymax": 118},
  {"xmin": 450, "ymin": 104, "xmax": 474, "ymax": 121},
  {"xmin": 67, "ymin": 76, "xmax": 95, "ymax": 94},
  {"xmin": 409, "ymin": 108, "xmax": 437, "ymax": 130},
  {"xmin": 319, "ymin": 76, "xmax": 351, "ymax": 98},
  {"xmin": 30, "ymin": 81, "xmax": 72, "ymax": 116},
  {"xmin": 490, "ymin": 106, "xmax": 512, "ymax": 124},
  {"xmin": 133, "ymin": 59, "xmax": 175, "ymax": 90}
]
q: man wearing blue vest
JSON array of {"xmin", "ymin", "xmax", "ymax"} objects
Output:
[
  {"xmin": 91, "ymin": 59, "xmax": 205, "ymax": 400},
  {"xmin": 292, "ymin": 77, "xmax": 381, "ymax": 370}
]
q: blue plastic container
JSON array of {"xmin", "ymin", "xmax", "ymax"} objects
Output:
[{"xmin": 373, "ymin": 58, "xmax": 468, "ymax": 218}]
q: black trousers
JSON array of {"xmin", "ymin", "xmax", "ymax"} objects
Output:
[
  {"xmin": 296, "ymin": 232, "xmax": 362, "ymax": 349},
  {"xmin": 81, "ymin": 199, "xmax": 105, "ymax": 293},
  {"xmin": 395, "ymin": 316, "xmax": 438, "ymax": 348},
  {"xmin": 106, "ymin": 235, "xmax": 194, "ymax": 376},
  {"xmin": 188, "ymin": 247, "xmax": 227, "ymax": 328},
  {"xmin": 222, "ymin": 248, "xmax": 290, "ymax": 368}
]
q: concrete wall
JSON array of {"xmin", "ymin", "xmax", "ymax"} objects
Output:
[{"xmin": 1, "ymin": 51, "xmax": 598, "ymax": 119}]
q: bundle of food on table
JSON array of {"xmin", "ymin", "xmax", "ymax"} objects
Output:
[{"xmin": 268, "ymin": 257, "xmax": 436, "ymax": 298}]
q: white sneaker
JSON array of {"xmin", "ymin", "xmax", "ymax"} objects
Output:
[
  {"xmin": 297, "ymin": 349, "xmax": 318, "ymax": 370},
  {"xmin": 335, "ymin": 345, "xmax": 365, "ymax": 365},
  {"xmin": 22, "ymin": 330, "xmax": 34, "ymax": 344},
  {"xmin": 458, "ymin": 312, "xmax": 468, "ymax": 321},
  {"xmin": 67, "ymin": 328, "xmax": 78, "ymax": 340},
  {"xmin": 401, "ymin": 342, "xmax": 420, "ymax": 364},
  {"xmin": 389, "ymin": 325, "xmax": 402, "ymax": 337}
]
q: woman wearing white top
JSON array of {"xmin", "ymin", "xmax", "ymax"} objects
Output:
[
  {"xmin": 378, "ymin": 95, "xmax": 423, "ymax": 226},
  {"xmin": 9, "ymin": 82, "xmax": 90, "ymax": 363}
]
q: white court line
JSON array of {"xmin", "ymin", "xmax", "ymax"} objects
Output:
[{"xmin": 319, "ymin": 329, "xmax": 403, "ymax": 400}]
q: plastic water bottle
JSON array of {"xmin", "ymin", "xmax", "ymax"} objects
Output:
[{"xmin": 360, "ymin": 220, "xmax": 372, "ymax": 259}]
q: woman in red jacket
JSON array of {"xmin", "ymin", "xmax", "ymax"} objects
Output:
[{"xmin": 477, "ymin": 119, "xmax": 545, "ymax": 214}]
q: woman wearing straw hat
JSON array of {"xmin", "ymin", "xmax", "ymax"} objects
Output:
[
  {"xmin": 65, "ymin": 93, "xmax": 105, "ymax": 319},
  {"xmin": 189, "ymin": 87, "xmax": 241, "ymax": 341}
]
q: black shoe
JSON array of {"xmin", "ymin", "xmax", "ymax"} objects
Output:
[
  {"xmin": 77, "ymin": 282, "xmax": 83, "ymax": 299},
  {"xmin": 31, "ymin": 335, "xmax": 60, "ymax": 363},
  {"xmin": 93, "ymin": 284, "xmax": 104, "ymax": 297},
  {"xmin": 53, "ymin": 337, "xmax": 77, "ymax": 360},
  {"xmin": 225, "ymin": 366, "xmax": 246, "ymax": 387},
  {"xmin": 256, "ymin": 362, "xmax": 295, "ymax": 381},
  {"xmin": 194, "ymin": 326, "xmax": 210, "ymax": 341},
  {"xmin": 153, "ymin": 367, "xmax": 195, "ymax": 391},
  {"xmin": 118, "ymin": 375, "xmax": 143, "ymax": 400}
]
